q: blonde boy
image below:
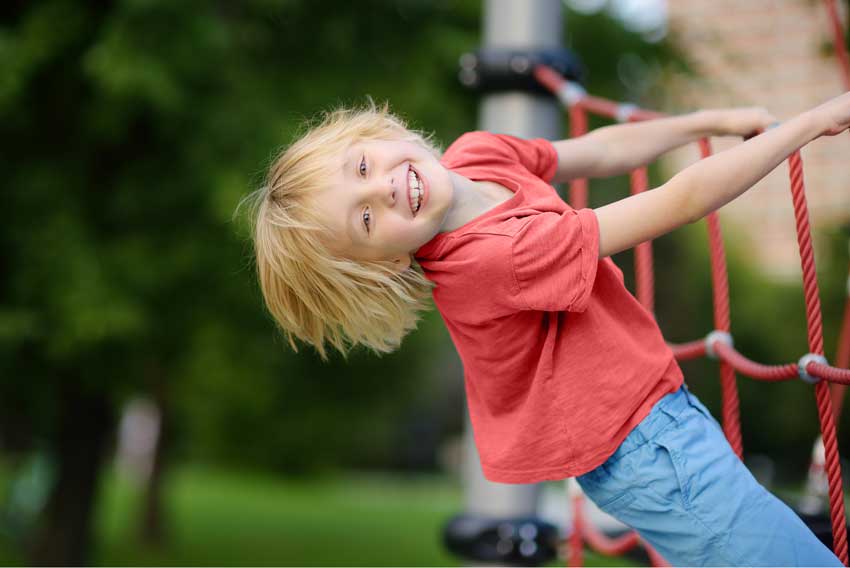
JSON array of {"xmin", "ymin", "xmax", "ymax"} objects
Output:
[{"xmin": 246, "ymin": 93, "xmax": 850, "ymax": 565}]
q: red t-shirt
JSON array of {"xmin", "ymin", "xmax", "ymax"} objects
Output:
[{"xmin": 414, "ymin": 131, "xmax": 683, "ymax": 484}]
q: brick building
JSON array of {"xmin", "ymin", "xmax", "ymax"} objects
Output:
[{"xmin": 663, "ymin": 0, "xmax": 850, "ymax": 279}]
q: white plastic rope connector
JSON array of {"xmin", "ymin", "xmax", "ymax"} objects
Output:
[
  {"xmin": 705, "ymin": 330, "xmax": 733, "ymax": 360},
  {"xmin": 556, "ymin": 82, "xmax": 586, "ymax": 107},
  {"xmin": 798, "ymin": 353, "xmax": 828, "ymax": 384},
  {"xmin": 615, "ymin": 103, "xmax": 638, "ymax": 123}
]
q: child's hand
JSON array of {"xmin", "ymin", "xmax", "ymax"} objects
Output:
[
  {"xmin": 809, "ymin": 91, "xmax": 850, "ymax": 137},
  {"xmin": 713, "ymin": 107, "xmax": 778, "ymax": 138}
]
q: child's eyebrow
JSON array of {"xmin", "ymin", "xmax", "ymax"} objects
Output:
[{"xmin": 342, "ymin": 145, "xmax": 358, "ymax": 178}]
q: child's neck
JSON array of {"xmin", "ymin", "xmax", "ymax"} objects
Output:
[{"xmin": 440, "ymin": 171, "xmax": 514, "ymax": 233}]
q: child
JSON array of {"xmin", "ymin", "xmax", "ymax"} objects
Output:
[{"xmin": 247, "ymin": 93, "xmax": 850, "ymax": 566}]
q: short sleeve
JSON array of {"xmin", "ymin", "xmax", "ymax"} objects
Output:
[
  {"xmin": 490, "ymin": 133, "xmax": 559, "ymax": 181},
  {"xmin": 443, "ymin": 131, "xmax": 559, "ymax": 182},
  {"xmin": 511, "ymin": 208, "xmax": 599, "ymax": 312}
]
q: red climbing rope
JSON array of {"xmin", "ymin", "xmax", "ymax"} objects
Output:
[
  {"xmin": 535, "ymin": 64, "xmax": 664, "ymax": 123},
  {"xmin": 581, "ymin": 522, "xmax": 641, "ymax": 556},
  {"xmin": 712, "ymin": 341, "xmax": 798, "ymax": 381},
  {"xmin": 788, "ymin": 148, "xmax": 849, "ymax": 564},
  {"xmin": 630, "ymin": 167, "xmax": 655, "ymax": 313},
  {"xmin": 815, "ymin": 360, "xmax": 850, "ymax": 384},
  {"xmin": 668, "ymin": 339, "xmax": 707, "ymax": 361},
  {"xmin": 534, "ymin": 63, "xmax": 850, "ymax": 567},
  {"xmin": 568, "ymin": 492, "xmax": 584, "ymax": 567},
  {"xmin": 697, "ymin": 137, "xmax": 745, "ymax": 457},
  {"xmin": 533, "ymin": 64, "xmax": 850, "ymax": 387},
  {"xmin": 569, "ymin": 490, "xmax": 668, "ymax": 566}
]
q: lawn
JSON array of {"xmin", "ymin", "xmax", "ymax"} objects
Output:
[
  {"xmin": 96, "ymin": 466, "xmax": 465, "ymax": 566},
  {"xmin": 2, "ymin": 463, "xmax": 640, "ymax": 566}
]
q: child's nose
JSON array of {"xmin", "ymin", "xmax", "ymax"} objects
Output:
[{"xmin": 368, "ymin": 176, "xmax": 397, "ymax": 206}]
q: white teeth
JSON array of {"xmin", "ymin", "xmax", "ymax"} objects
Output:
[
  {"xmin": 408, "ymin": 172, "xmax": 420, "ymax": 189},
  {"xmin": 408, "ymin": 168, "xmax": 422, "ymax": 214}
]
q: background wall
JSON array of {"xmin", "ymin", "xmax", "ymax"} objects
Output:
[{"xmin": 665, "ymin": 0, "xmax": 850, "ymax": 279}]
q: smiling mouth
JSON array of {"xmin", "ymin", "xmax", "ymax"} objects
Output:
[{"xmin": 407, "ymin": 166, "xmax": 423, "ymax": 215}]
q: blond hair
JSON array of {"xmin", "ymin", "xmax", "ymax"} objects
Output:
[{"xmin": 241, "ymin": 101, "xmax": 441, "ymax": 361}]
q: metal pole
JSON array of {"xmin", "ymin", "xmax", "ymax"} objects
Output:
[
  {"xmin": 479, "ymin": 0, "xmax": 564, "ymax": 137},
  {"xmin": 462, "ymin": 0, "xmax": 564, "ymax": 520}
]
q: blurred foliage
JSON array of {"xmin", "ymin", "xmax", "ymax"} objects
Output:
[{"xmin": 0, "ymin": 0, "xmax": 481, "ymax": 481}]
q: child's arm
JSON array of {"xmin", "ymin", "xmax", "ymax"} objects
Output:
[
  {"xmin": 593, "ymin": 92, "xmax": 850, "ymax": 259},
  {"xmin": 551, "ymin": 107, "xmax": 776, "ymax": 182}
]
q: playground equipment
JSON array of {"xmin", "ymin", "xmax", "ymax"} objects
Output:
[{"xmin": 444, "ymin": 1, "xmax": 850, "ymax": 566}]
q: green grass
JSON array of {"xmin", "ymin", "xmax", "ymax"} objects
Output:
[
  {"xmin": 94, "ymin": 465, "xmax": 642, "ymax": 566},
  {"xmin": 2, "ymin": 462, "xmax": 642, "ymax": 565},
  {"xmin": 1, "ymin": 460, "xmax": 841, "ymax": 566},
  {"xmin": 95, "ymin": 466, "xmax": 466, "ymax": 566}
]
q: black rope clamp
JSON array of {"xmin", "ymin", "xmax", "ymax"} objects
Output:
[
  {"xmin": 458, "ymin": 47, "xmax": 584, "ymax": 95},
  {"xmin": 798, "ymin": 353, "xmax": 828, "ymax": 384},
  {"xmin": 705, "ymin": 330, "xmax": 733, "ymax": 360}
]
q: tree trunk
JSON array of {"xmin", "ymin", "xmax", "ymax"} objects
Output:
[
  {"xmin": 29, "ymin": 382, "xmax": 114, "ymax": 566},
  {"xmin": 141, "ymin": 380, "xmax": 169, "ymax": 546}
]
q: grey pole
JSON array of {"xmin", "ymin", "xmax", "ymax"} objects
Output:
[{"xmin": 462, "ymin": 0, "xmax": 564, "ymax": 520}]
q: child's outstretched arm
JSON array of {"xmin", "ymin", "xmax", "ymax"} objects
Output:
[
  {"xmin": 593, "ymin": 91, "xmax": 850, "ymax": 259},
  {"xmin": 551, "ymin": 107, "xmax": 776, "ymax": 182}
]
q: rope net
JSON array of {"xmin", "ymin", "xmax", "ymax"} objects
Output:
[{"xmin": 533, "ymin": 3, "xmax": 850, "ymax": 561}]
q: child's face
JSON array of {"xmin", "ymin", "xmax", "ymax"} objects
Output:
[{"xmin": 313, "ymin": 138, "xmax": 453, "ymax": 269}]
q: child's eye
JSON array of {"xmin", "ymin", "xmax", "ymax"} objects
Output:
[
  {"xmin": 362, "ymin": 207, "xmax": 371, "ymax": 233},
  {"xmin": 359, "ymin": 156, "xmax": 367, "ymax": 176}
]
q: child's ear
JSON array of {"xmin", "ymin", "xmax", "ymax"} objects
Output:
[{"xmin": 393, "ymin": 255, "xmax": 412, "ymax": 272}]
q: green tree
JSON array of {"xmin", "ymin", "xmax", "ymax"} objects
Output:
[{"xmin": 0, "ymin": 0, "xmax": 480, "ymax": 562}]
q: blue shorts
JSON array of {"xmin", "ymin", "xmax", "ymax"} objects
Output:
[{"xmin": 576, "ymin": 384, "xmax": 842, "ymax": 567}]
